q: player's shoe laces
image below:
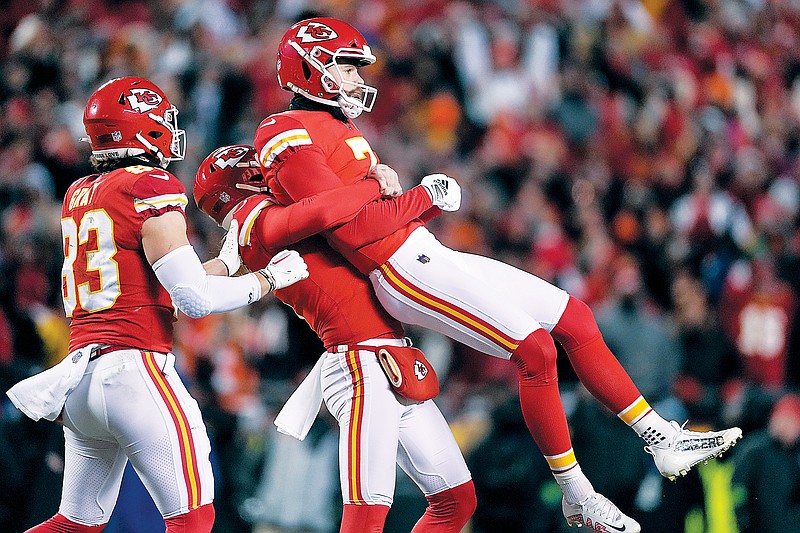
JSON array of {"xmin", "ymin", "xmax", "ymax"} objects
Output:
[
  {"xmin": 563, "ymin": 492, "xmax": 641, "ymax": 532},
  {"xmin": 644, "ymin": 421, "xmax": 743, "ymax": 481}
]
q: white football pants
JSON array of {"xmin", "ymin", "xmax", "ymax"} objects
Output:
[
  {"xmin": 59, "ymin": 349, "xmax": 214, "ymax": 524},
  {"xmin": 321, "ymin": 338, "xmax": 471, "ymax": 506},
  {"xmin": 369, "ymin": 227, "xmax": 570, "ymax": 359}
]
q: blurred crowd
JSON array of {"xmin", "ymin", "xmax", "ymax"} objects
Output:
[{"xmin": 1, "ymin": 0, "xmax": 800, "ymax": 532}]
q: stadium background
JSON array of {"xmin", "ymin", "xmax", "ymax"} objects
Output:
[{"xmin": 1, "ymin": 0, "xmax": 798, "ymax": 531}]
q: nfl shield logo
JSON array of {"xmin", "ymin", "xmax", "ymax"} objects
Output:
[
  {"xmin": 112, "ymin": 131, "xmax": 122, "ymax": 142},
  {"xmin": 417, "ymin": 255, "xmax": 430, "ymax": 264}
]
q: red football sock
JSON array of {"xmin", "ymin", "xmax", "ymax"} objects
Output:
[
  {"xmin": 552, "ymin": 296, "xmax": 642, "ymax": 413},
  {"xmin": 411, "ymin": 480, "xmax": 477, "ymax": 533},
  {"xmin": 164, "ymin": 503, "xmax": 215, "ymax": 533},
  {"xmin": 511, "ymin": 328, "xmax": 573, "ymax": 457},
  {"xmin": 340, "ymin": 504, "xmax": 390, "ymax": 533},
  {"xmin": 24, "ymin": 514, "xmax": 106, "ymax": 532}
]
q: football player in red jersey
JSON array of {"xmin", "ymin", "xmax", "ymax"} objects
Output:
[
  {"xmin": 5, "ymin": 78, "xmax": 308, "ymax": 533},
  {"xmin": 254, "ymin": 17, "xmax": 745, "ymax": 532},
  {"xmin": 194, "ymin": 145, "xmax": 477, "ymax": 533}
]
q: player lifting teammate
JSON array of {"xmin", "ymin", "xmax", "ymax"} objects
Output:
[
  {"xmin": 194, "ymin": 145, "xmax": 477, "ymax": 532},
  {"xmin": 252, "ymin": 17, "xmax": 743, "ymax": 532}
]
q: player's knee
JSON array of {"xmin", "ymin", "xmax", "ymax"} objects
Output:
[
  {"xmin": 424, "ymin": 480, "xmax": 477, "ymax": 528},
  {"xmin": 551, "ymin": 295, "xmax": 601, "ymax": 351},
  {"xmin": 510, "ymin": 328, "xmax": 558, "ymax": 385},
  {"xmin": 447, "ymin": 480, "xmax": 478, "ymax": 523},
  {"xmin": 341, "ymin": 503, "xmax": 390, "ymax": 533},
  {"xmin": 24, "ymin": 514, "xmax": 106, "ymax": 532},
  {"xmin": 458, "ymin": 481, "xmax": 478, "ymax": 522},
  {"xmin": 165, "ymin": 503, "xmax": 215, "ymax": 533}
]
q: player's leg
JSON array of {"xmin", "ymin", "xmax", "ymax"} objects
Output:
[
  {"xmin": 553, "ymin": 295, "xmax": 741, "ymax": 478},
  {"xmin": 321, "ymin": 342, "xmax": 405, "ymax": 532},
  {"xmin": 394, "ymin": 400, "xmax": 475, "ymax": 532},
  {"xmin": 163, "ymin": 504, "xmax": 215, "ymax": 533},
  {"xmin": 26, "ymin": 357, "xmax": 131, "ymax": 531},
  {"xmin": 451, "ymin": 249, "xmax": 742, "ymax": 480},
  {"xmin": 25, "ymin": 427, "xmax": 126, "ymax": 532},
  {"xmin": 554, "ymin": 296, "xmax": 741, "ymax": 478},
  {"xmin": 109, "ymin": 350, "xmax": 215, "ymax": 532},
  {"xmin": 448, "ymin": 248, "xmax": 646, "ymax": 414},
  {"xmin": 24, "ymin": 515, "xmax": 107, "ymax": 532},
  {"xmin": 371, "ymin": 229, "xmax": 640, "ymax": 531},
  {"xmin": 412, "ymin": 481, "xmax": 476, "ymax": 533},
  {"xmin": 372, "ymin": 230, "xmax": 584, "ymax": 484}
]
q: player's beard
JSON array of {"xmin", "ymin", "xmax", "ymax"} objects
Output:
[
  {"xmin": 338, "ymin": 87, "xmax": 366, "ymax": 119},
  {"xmin": 343, "ymin": 86, "xmax": 364, "ymax": 101}
]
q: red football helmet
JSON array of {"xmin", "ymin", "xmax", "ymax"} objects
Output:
[
  {"xmin": 277, "ymin": 17, "xmax": 377, "ymax": 118},
  {"xmin": 83, "ymin": 77, "xmax": 185, "ymax": 168},
  {"xmin": 194, "ymin": 145, "xmax": 269, "ymax": 227}
]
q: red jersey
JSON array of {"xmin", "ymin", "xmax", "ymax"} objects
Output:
[
  {"xmin": 61, "ymin": 164, "xmax": 188, "ymax": 352},
  {"xmin": 230, "ymin": 180, "xmax": 434, "ymax": 348},
  {"xmin": 254, "ymin": 109, "xmax": 424, "ymax": 274},
  {"xmin": 719, "ymin": 266, "xmax": 797, "ymax": 389}
]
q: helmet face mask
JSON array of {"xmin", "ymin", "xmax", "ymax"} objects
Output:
[
  {"xmin": 324, "ymin": 52, "xmax": 377, "ymax": 118},
  {"xmin": 83, "ymin": 77, "xmax": 185, "ymax": 169},
  {"xmin": 194, "ymin": 145, "xmax": 268, "ymax": 228},
  {"xmin": 278, "ymin": 18, "xmax": 377, "ymax": 118}
]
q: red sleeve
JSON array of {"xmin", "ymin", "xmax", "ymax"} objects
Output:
[
  {"xmin": 419, "ymin": 206, "xmax": 442, "ymax": 223},
  {"xmin": 128, "ymin": 168, "xmax": 188, "ymax": 233},
  {"xmin": 274, "ymin": 148, "xmax": 347, "ymax": 202},
  {"xmin": 256, "ymin": 180, "xmax": 381, "ymax": 248},
  {"xmin": 327, "ymin": 185, "xmax": 433, "ymax": 249}
]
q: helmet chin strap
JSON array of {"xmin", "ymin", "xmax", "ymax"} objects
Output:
[
  {"xmin": 337, "ymin": 95, "xmax": 363, "ymax": 119},
  {"xmin": 135, "ymin": 132, "xmax": 170, "ymax": 168}
]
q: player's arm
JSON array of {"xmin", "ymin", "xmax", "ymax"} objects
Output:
[
  {"xmin": 419, "ymin": 206, "xmax": 443, "ymax": 223},
  {"xmin": 142, "ymin": 212, "xmax": 306, "ymax": 317},
  {"xmin": 326, "ymin": 185, "xmax": 434, "ymax": 249},
  {"xmin": 326, "ymin": 174, "xmax": 460, "ymax": 249},
  {"xmin": 257, "ymin": 179, "xmax": 381, "ymax": 248},
  {"xmin": 203, "ymin": 257, "xmax": 229, "ymax": 276}
]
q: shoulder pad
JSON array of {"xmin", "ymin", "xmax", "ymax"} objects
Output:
[
  {"xmin": 255, "ymin": 114, "xmax": 312, "ymax": 169},
  {"xmin": 232, "ymin": 195, "xmax": 274, "ymax": 247},
  {"xmin": 128, "ymin": 167, "xmax": 187, "ymax": 213}
]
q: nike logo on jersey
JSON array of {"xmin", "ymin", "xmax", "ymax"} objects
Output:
[
  {"xmin": 260, "ymin": 118, "xmax": 277, "ymax": 127},
  {"xmin": 151, "ymin": 172, "xmax": 170, "ymax": 180}
]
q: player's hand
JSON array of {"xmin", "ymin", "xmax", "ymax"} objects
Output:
[
  {"xmin": 421, "ymin": 174, "xmax": 461, "ymax": 212},
  {"xmin": 216, "ymin": 219, "xmax": 241, "ymax": 275},
  {"xmin": 368, "ymin": 164, "xmax": 403, "ymax": 197},
  {"xmin": 258, "ymin": 250, "xmax": 309, "ymax": 291}
]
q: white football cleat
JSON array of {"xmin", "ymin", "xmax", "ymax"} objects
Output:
[
  {"xmin": 645, "ymin": 421, "xmax": 742, "ymax": 481},
  {"xmin": 563, "ymin": 492, "xmax": 641, "ymax": 532}
]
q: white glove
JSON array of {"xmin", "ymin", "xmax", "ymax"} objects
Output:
[
  {"xmin": 259, "ymin": 249, "xmax": 309, "ymax": 291},
  {"xmin": 421, "ymin": 174, "xmax": 461, "ymax": 212},
  {"xmin": 216, "ymin": 219, "xmax": 241, "ymax": 275}
]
